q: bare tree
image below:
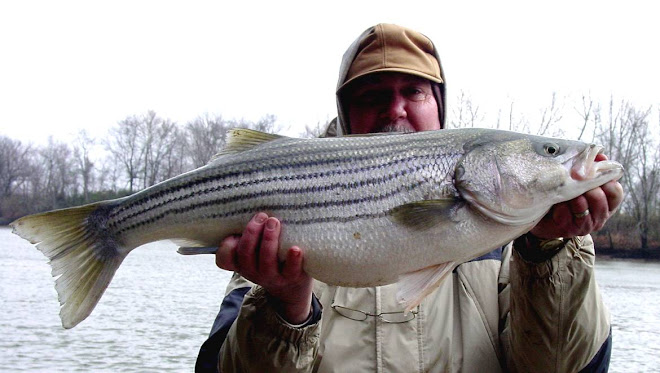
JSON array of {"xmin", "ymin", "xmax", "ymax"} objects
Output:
[
  {"xmin": 185, "ymin": 114, "xmax": 230, "ymax": 168},
  {"xmin": 0, "ymin": 136, "xmax": 32, "ymax": 221},
  {"xmin": 107, "ymin": 115, "xmax": 144, "ymax": 193},
  {"xmin": 228, "ymin": 114, "xmax": 283, "ymax": 133},
  {"xmin": 73, "ymin": 130, "xmax": 95, "ymax": 203},
  {"xmin": 450, "ymin": 91, "xmax": 483, "ymax": 129},
  {"xmin": 39, "ymin": 137, "xmax": 77, "ymax": 210},
  {"xmin": 597, "ymin": 99, "xmax": 644, "ymax": 179},
  {"xmin": 595, "ymin": 98, "xmax": 657, "ymax": 250},
  {"xmin": 536, "ymin": 92, "xmax": 564, "ymax": 137},
  {"xmin": 97, "ymin": 157, "xmax": 122, "ymax": 193},
  {"xmin": 630, "ymin": 131, "xmax": 660, "ymax": 250},
  {"xmin": 494, "ymin": 100, "xmax": 527, "ymax": 133},
  {"xmin": 574, "ymin": 93, "xmax": 597, "ymax": 141},
  {"xmin": 299, "ymin": 120, "xmax": 331, "ymax": 138},
  {"xmin": 624, "ymin": 108, "xmax": 659, "ymax": 251},
  {"xmin": 250, "ymin": 114, "xmax": 283, "ymax": 133},
  {"xmin": 138, "ymin": 111, "xmax": 179, "ymax": 187},
  {"xmin": 160, "ymin": 129, "xmax": 190, "ymax": 178},
  {"xmin": 0, "ymin": 136, "xmax": 31, "ymax": 198}
]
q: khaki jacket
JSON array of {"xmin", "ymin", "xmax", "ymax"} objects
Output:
[
  {"xmin": 200, "ymin": 24, "xmax": 611, "ymax": 372},
  {"xmin": 216, "ymin": 236, "xmax": 610, "ymax": 372}
]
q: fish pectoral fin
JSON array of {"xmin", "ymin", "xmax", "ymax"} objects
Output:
[
  {"xmin": 209, "ymin": 129, "xmax": 284, "ymax": 162},
  {"xmin": 389, "ymin": 199, "xmax": 462, "ymax": 230},
  {"xmin": 396, "ymin": 262, "xmax": 456, "ymax": 312},
  {"xmin": 172, "ymin": 239, "xmax": 220, "ymax": 255},
  {"xmin": 177, "ymin": 246, "xmax": 219, "ymax": 255}
]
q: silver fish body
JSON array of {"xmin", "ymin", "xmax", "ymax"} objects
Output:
[{"xmin": 11, "ymin": 128, "xmax": 623, "ymax": 328}]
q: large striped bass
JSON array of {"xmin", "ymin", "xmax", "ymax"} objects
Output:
[{"xmin": 11, "ymin": 128, "xmax": 623, "ymax": 328}]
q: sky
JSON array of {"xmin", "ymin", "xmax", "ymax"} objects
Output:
[{"xmin": 1, "ymin": 0, "xmax": 659, "ymax": 145}]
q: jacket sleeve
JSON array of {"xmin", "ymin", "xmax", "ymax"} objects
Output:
[
  {"xmin": 218, "ymin": 285, "xmax": 322, "ymax": 372},
  {"xmin": 198, "ymin": 272, "xmax": 322, "ymax": 373},
  {"xmin": 501, "ymin": 234, "xmax": 611, "ymax": 373}
]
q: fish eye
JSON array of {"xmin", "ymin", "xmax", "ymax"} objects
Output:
[{"xmin": 543, "ymin": 143, "xmax": 560, "ymax": 156}]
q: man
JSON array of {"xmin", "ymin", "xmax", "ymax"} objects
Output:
[{"xmin": 196, "ymin": 23, "xmax": 623, "ymax": 372}]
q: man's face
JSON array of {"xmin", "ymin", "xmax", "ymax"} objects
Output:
[{"xmin": 344, "ymin": 72, "xmax": 441, "ymax": 134}]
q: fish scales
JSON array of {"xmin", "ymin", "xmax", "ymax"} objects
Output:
[
  {"xmin": 109, "ymin": 135, "xmax": 437, "ymax": 222},
  {"xmin": 108, "ymin": 133, "xmax": 463, "ymax": 242},
  {"xmin": 10, "ymin": 128, "xmax": 624, "ymax": 328}
]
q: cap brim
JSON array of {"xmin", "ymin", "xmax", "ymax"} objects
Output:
[{"xmin": 338, "ymin": 68, "xmax": 444, "ymax": 92}]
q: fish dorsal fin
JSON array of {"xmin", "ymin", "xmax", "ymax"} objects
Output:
[
  {"xmin": 397, "ymin": 262, "xmax": 456, "ymax": 312},
  {"xmin": 389, "ymin": 199, "xmax": 463, "ymax": 230},
  {"xmin": 209, "ymin": 129, "xmax": 284, "ymax": 163}
]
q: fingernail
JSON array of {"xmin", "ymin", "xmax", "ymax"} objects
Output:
[
  {"xmin": 289, "ymin": 246, "xmax": 302, "ymax": 259},
  {"xmin": 220, "ymin": 235, "xmax": 239, "ymax": 249},
  {"xmin": 266, "ymin": 218, "xmax": 278, "ymax": 230},
  {"xmin": 254, "ymin": 213, "xmax": 267, "ymax": 224}
]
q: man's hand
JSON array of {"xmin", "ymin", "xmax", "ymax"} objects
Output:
[
  {"xmin": 530, "ymin": 154, "xmax": 624, "ymax": 239},
  {"xmin": 215, "ymin": 212, "xmax": 314, "ymax": 324}
]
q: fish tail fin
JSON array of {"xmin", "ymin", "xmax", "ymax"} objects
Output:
[{"xmin": 10, "ymin": 201, "xmax": 127, "ymax": 329}]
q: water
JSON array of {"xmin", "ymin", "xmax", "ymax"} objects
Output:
[
  {"xmin": 0, "ymin": 227, "xmax": 231, "ymax": 372},
  {"xmin": 1, "ymin": 227, "xmax": 659, "ymax": 372},
  {"xmin": 596, "ymin": 259, "xmax": 660, "ymax": 372}
]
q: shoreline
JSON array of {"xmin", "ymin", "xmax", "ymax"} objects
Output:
[
  {"xmin": 3, "ymin": 224, "xmax": 657, "ymax": 262},
  {"xmin": 596, "ymin": 247, "xmax": 660, "ymax": 261}
]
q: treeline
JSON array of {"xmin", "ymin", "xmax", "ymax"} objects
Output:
[
  {"xmin": 0, "ymin": 112, "xmax": 323, "ymax": 225},
  {"xmin": 1, "ymin": 95, "xmax": 658, "ymax": 256}
]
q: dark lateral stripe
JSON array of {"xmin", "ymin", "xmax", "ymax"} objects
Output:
[
  {"xmin": 110, "ymin": 151, "xmax": 450, "ymax": 227},
  {"xmin": 109, "ymin": 146, "xmax": 399, "ymax": 216},
  {"xmin": 110, "ymin": 147, "xmax": 420, "ymax": 217},
  {"xmin": 109, "ymin": 158, "xmax": 427, "ymax": 230},
  {"xmin": 110, "ymin": 142, "xmax": 449, "ymax": 221},
  {"xmin": 114, "ymin": 178, "xmax": 428, "ymax": 235},
  {"xmin": 280, "ymin": 211, "xmax": 390, "ymax": 225}
]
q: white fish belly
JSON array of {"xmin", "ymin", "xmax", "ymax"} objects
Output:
[{"xmin": 280, "ymin": 212, "xmax": 534, "ymax": 287}]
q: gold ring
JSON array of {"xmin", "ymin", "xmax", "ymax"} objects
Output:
[{"xmin": 573, "ymin": 209, "xmax": 590, "ymax": 219}]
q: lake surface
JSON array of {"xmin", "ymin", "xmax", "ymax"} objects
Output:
[{"xmin": 1, "ymin": 226, "xmax": 659, "ymax": 372}]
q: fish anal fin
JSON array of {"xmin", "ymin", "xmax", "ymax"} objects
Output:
[
  {"xmin": 396, "ymin": 262, "xmax": 456, "ymax": 312},
  {"xmin": 389, "ymin": 199, "xmax": 462, "ymax": 230},
  {"xmin": 209, "ymin": 129, "xmax": 284, "ymax": 162}
]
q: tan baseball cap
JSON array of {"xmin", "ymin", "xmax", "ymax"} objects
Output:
[{"xmin": 339, "ymin": 23, "xmax": 443, "ymax": 91}]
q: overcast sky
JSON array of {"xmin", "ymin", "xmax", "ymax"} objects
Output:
[{"xmin": 1, "ymin": 0, "xmax": 658, "ymax": 145}]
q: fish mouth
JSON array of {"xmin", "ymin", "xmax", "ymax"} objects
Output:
[{"xmin": 570, "ymin": 144, "xmax": 623, "ymax": 182}]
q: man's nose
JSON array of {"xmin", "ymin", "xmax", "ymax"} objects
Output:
[{"xmin": 381, "ymin": 93, "xmax": 407, "ymax": 121}]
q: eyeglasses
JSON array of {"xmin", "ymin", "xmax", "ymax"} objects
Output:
[
  {"xmin": 331, "ymin": 304, "xmax": 418, "ymax": 324},
  {"xmin": 351, "ymin": 88, "xmax": 431, "ymax": 107}
]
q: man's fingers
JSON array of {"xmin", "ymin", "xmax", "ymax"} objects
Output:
[
  {"xmin": 282, "ymin": 246, "xmax": 305, "ymax": 279},
  {"xmin": 602, "ymin": 180, "xmax": 624, "ymax": 212},
  {"xmin": 567, "ymin": 195, "xmax": 590, "ymax": 221},
  {"xmin": 585, "ymin": 187, "xmax": 608, "ymax": 216},
  {"xmin": 259, "ymin": 217, "xmax": 282, "ymax": 278},
  {"xmin": 216, "ymin": 235, "xmax": 239, "ymax": 271},
  {"xmin": 235, "ymin": 213, "xmax": 268, "ymax": 272}
]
